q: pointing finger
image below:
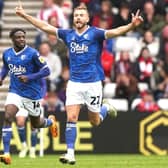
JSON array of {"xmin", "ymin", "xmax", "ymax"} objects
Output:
[
  {"xmin": 18, "ymin": 0, "xmax": 22, "ymax": 8},
  {"xmin": 135, "ymin": 9, "xmax": 140, "ymax": 17}
]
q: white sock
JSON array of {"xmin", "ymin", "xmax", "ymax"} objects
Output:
[
  {"xmin": 67, "ymin": 148, "xmax": 74, "ymax": 156},
  {"xmin": 22, "ymin": 142, "xmax": 27, "ymax": 148}
]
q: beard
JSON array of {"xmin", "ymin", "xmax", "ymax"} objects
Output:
[{"xmin": 74, "ymin": 21, "xmax": 87, "ymax": 30}]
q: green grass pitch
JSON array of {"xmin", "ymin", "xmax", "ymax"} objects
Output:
[{"xmin": 0, "ymin": 154, "xmax": 167, "ymax": 168}]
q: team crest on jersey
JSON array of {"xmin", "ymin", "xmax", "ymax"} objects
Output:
[
  {"xmin": 39, "ymin": 56, "xmax": 45, "ymax": 63},
  {"xmin": 83, "ymin": 34, "xmax": 88, "ymax": 39},
  {"xmin": 71, "ymin": 36, "xmax": 75, "ymax": 41},
  {"xmin": 21, "ymin": 54, "xmax": 26, "ymax": 60},
  {"xmin": 7, "ymin": 57, "xmax": 11, "ymax": 61}
]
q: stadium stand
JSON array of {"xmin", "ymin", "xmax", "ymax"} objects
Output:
[
  {"xmin": 106, "ymin": 98, "xmax": 129, "ymax": 112},
  {"xmin": 114, "ymin": 36, "xmax": 140, "ymax": 62},
  {"xmin": 103, "ymin": 82, "xmax": 149, "ymax": 98},
  {"xmin": 137, "ymin": 82, "xmax": 149, "ymax": 92},
  {"xmin": 157, "ymin": 98, "xmax": 168, "ymax": 110},
  {"xmin": 131, "ymin": 98, "xmax": 141, "ymax": 110},
  {"xmin": 103, "ymin": 82, "xmax": 116, "ymax": 98}
]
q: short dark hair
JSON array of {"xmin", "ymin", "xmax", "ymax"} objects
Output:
[
  {"xmin": 9, "ymin": 28, "xmax": 26, "ymax": 38},
  {"xmin": 74, "ymin": 4, "xmax": 89, "ymax": 14}
]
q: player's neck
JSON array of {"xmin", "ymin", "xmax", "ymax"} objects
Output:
[
  {"xmin": 75, "ymin": 25, "xmax": 89, "ymax": 34},
  {"xmin": 13, "ymin": 45, "xmax": 26, "ymax": 53}
]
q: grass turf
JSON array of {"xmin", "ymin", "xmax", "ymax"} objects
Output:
[{"xmin": 0, "ymin": 154, "xmax": 167, "ymax": 168}]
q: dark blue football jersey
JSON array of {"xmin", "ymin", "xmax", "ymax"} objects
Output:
[
  {"xmin": 58, "ymin": 26, "xmax": 106, "ymax": 82},
  {"xmin": 2, "ymin": 45, "xmax": 48, "ymax": 99}
]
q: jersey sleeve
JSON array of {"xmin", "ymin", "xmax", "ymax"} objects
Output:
[
  {"xmin": 32, "ymin": 51, "xmax": 47, "ymax": 69},
  {"xmin": 94, "ymin": 27, "xmax": 106, "ymax": 41},
  {"xmin": 3, "ymin": 55, "xmax": 9, "ymax": 69},
  {"xmin": 0, "ymin": 54, "xmax": 9, "ymax": 80},
  {"xmin": 57, "ymin": 29, "xmax": 70, "ymax": 45}
]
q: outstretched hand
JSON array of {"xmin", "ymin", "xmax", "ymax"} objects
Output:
[
  {"xmin": 131, "ymin": 9, "xmax": 143, "ymax": 27},
  {"xmin": 15, "ymin": 0, "xmax": 26, "ymax": 17}
]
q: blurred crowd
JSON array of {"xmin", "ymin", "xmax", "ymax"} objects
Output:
[
  {"xmin": 3, "ymin": 0, "xmax": 168, "ymax": 113},
  {"xmin": 0, "ymin": 0, "xmax": 4, "ymax": 37},
  {"xmin": 36, "ymin": 0, "xmax": 168, "ymax": 113}
]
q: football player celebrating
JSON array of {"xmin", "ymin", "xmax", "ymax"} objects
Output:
[
  {"xmin": 15, "ymin": 2, "xmax": 143, "ymax": 165},
  {"xmin": 0, "ymin": 28, "xmax": 58, "ymax": 164}
]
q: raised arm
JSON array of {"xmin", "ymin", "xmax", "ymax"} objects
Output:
[
  {"xmin": 15, "ymin": 1, "xmax": 57, "ymax": 36},
  {"xmin": 105, "ymin": 10, "xmax": 143, "ymax": 39}
]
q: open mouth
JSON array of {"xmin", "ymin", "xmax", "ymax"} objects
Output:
[{"xmin": 76, "ymin": 20, "xmax": 81, "ymax": 24}]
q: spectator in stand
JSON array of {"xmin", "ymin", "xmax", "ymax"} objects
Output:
[
  {"xmin": 160, "ymin": 42, "xmax": 168, "ymax": 66},
  {"xmin": 55, "ymin": 0, "xmax": 73, "ymax": 26},
  {"xmin": 113, "ymin": 2, "xmax": 131, "ymax": 28},
  {"xmin": 34, "ymin": 11, "xmax": 60, "ymax": 49},
  {"xmin": 113, "ymin": 2, "xmax": 140, "ymax": 38},
  {"xmin": 101, "ymin": 50, "xmax": 114, "ymax": 83},
  {"xmin": 156, "ymin": 8, "xmax": 168, "ymax": 35},
  {"xmin": 134, "ymin": 47, "xmax": 154, "ymax": 86},
  {"xmin": 47, "ymin": 14, "xmax": 69, "ymax": 67},
  {"xmin": 153, "ymin": 69, "xmax": 168, "ymax": 100},
  {"xmin": 113, "ymin": 50, "xmax": 134, "ymax": 79},
  {"xmin": 35, "ymin": 0, "xmax": 69, "ymax": 48},
  {"xmin": 129, "ymin": 0, "xmax": 166, "ymax": 15},
  {"xmin": 43, "ymin": 91, "xmax": 65, "ymax": 116},
  {"xmin": 151, "ymin": 41, "xmax": 168, "ymax": 99},
  {"xmin": 39, "ymin": 41, "xmax": 62, "ymax": 92},
  {"xmin": 158, "ymin": 25, "xmax": 168, "ymax": 60},
  {"xmin": 114, "ymin": 50, "xmax": 139, "ymax": 103},
  {"xmin": 137, "ymin": 1, "xmax": 164, "ymax": 35},
  {"xmin": 47, "ymin": 33, "xmax": 69, "ymax": 67},
  {"xmin": 128, "ymin": 0, "xmax": 146, "ymax": 13},
  {"xmin": 37, "ymin": 0, "xmax": 69, "ymax": 28},
  {"xmin": 152, "ymin": 0, "xmax": 167, "ymax": 15},
  {"xmin": 138, "ymin": 30, "xmax": 159, "ymax": 61},
  {"xmin": 61, "ymin": 0, "xmax": 73, "ymax": 22},
  {"xmin": 48, "ymin": 12, "xmax": 60, "ymax": 28},
  {"xmin": 35, "ymin": 11, "xmax": 69, "ymax": 67},
  {"xmin": 135, "ymin": 90, "xmax": 160, "ymax": 113},
  {"xmin": 115, "ymin": 73, "xmax": 139, "ymax": 104},
  {"xmin": 92, "ymin": 0, "xmax": 114, "ymax": 29}
]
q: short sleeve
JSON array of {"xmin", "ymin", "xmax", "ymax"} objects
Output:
[
  {"xmin": 32, "ymin": 51, "xmax": 47, "ymax": 69},
  {"xmin": 57, "ymin": 29, "xmax": 72, "ymax": 45},
  {"xmin": 94, "ymin": 27, "xmax": 106, "ymax": 41},
  {"xmin": 2, "ymin": 53, "xmax": 9, "ymax": 70},
  {"xmin": 58, "ymin": 29, "xmax": 67, "ymax": 43}
]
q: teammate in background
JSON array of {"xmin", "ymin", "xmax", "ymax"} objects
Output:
[
  {"xmin": 15, "ymin": 3, "xmax": 143, "ymax": 165},
  {"xmin": 0, "ymin": 28, "xmax": 58, "ymax": 165},
  {"xmin": 18, "ymin": 77, "xmax": 47, "ymax": 159},
  {"xmin": 16, "ymin": 109, "xmax": 38, "ymax": 158}
]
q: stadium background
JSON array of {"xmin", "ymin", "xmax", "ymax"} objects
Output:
[
  {"xmin": 0, "ymin": 110, "xmax": 167, "ymax": 155},
  {"xmin": 0, "ymin": 0, "xmax": 168, "ymax": 157}
]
